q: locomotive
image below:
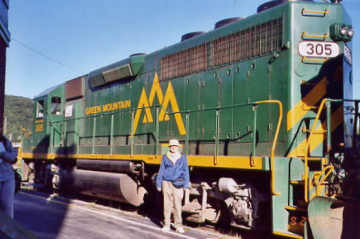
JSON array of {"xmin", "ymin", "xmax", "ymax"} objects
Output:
[{"xmin": 20, "ymin": 0, "xmax": 359, "ymax": 238}]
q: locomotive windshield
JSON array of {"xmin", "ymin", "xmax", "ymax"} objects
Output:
[
  {"xmin": 50, "ymin": 97, "xmax": 62, "ymax": 115},
  {"xmin": 36, "ymin": 100, "xmax": 44, "ymax": 118}
]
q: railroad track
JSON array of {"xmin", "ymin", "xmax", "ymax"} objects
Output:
[{"xmin": 18, "ymin": 189, "xmax": 271, "ymax": 239}]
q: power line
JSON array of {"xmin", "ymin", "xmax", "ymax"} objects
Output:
[{"xmin": 12, "ymin": 38, "xmax": 75, "ymax": 71}]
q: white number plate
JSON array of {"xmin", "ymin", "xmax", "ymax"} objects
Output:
[{"xmin": 298, "ymin": 41, "xmax": 340, "ymax": 58}]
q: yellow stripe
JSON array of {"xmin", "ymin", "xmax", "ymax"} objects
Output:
[
  {"xmin": 288, "ymin": 107, "xmax": 343, "ymax": 157},
  {"xmin": 20, "ymin": 152, "xmax": 263, "ymax": 170},
  {"xmin": 188, "ymin": 155, "xmax": 263, "ymax": 169},
  {"xmin": 287, "ymin": 77, "xmax": 327, "ymax": 131}
]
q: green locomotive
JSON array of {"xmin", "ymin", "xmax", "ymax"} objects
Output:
[{"xmin": 20, "ymin": 0, "xmax": 359, "ymax": 238}]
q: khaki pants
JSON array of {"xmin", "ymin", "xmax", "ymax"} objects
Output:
[{"xmin": 162, "ymin": 180, "xmax": 184, "ymax": 228}]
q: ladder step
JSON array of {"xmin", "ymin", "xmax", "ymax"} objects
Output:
[
  {"xmin": 300, "ymin": 157, "xmax": 325, "ymax": 162},
  {"xmin": 290, "ymin": 180, "xmax": 304, "ymax": 185},
  {"xmin": 284, "ymin": 206, "xmax": 307, "ymax": 213}
]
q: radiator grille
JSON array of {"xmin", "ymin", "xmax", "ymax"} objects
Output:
[
  {"xmin": 160, "ymin": 44, "xmax": 207, "ymax": 81},
  {"xmin": 160, "ymin": 18, "xmax": 282, "ymax": 81}
]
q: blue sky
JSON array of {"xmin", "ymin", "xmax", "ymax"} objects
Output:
[{"xmin": 6, "ymin": 0, "xmax": 360, "ymax": 99}]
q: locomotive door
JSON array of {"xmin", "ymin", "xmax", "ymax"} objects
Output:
[
  {"xmin": 33, "ymin": 96, "xmax": 49, "ymax": 153},
  {"xmin": 64, "ymin": 100, "xmax": 82, "ymax": 153},
  {"xmin": 48, "ymin": 93, "xmax": 64, "ymax": 149}
]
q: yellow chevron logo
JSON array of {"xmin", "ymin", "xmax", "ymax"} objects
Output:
[{"xmin": 132, "ymin": 73, "xmax": 186, "ymax": 135}]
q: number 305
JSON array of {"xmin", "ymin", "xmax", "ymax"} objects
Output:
[{"xmin": 298, "ymin": 41, "xmax": 339, "ymax": 58}]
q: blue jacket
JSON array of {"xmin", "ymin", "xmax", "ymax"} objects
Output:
[
  {"xmin": 156, "ymin": 153, "xmax": 190, "ymax": 190},
  {"xmin": 0, "ymin": 136, "xmax": 17, "ymax": 182}
]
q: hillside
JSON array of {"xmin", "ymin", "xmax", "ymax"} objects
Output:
[{"xmin": 4, "ymin": 95, "xmax": 33, "ymax": 141}]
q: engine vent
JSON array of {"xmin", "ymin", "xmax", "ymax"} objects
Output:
[
  {"xmin": 214, "ymin": 17, "xmax": 243, "ymax": 29},
  {"xmin": 257, "ymin": 0, "xmax": 314, "ymax": 13},
  {"xmin": 181, "ymin": 32, "xmax": 205, "ymax": 42}
]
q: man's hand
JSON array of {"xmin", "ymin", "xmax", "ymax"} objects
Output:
[{"xmin": 157, "ymin": 187, "xmax": 161, "ymax": 192}]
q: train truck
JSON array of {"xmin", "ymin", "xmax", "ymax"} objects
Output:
[{"xmin": 20, "ymin": 0, "xmax": 359, "ymax": 238}]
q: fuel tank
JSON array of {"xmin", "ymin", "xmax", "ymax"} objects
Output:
[{"xmin": 57, "ymin": 168, "xmax": 146, "ymax": 207}]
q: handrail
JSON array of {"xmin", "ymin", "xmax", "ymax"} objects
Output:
[
  {"xmin": 171, "ymin": 100, "xmax": 283, "ymax": 193},
  {"xmin": 313, "ymin": 165, "xmax": 334, "ymax": 197},
  {"xmin": 304, "ymin": 98, "xmax": 328, "ymax": 203},
  {"xmin": 303, "ymin": 98, "xmax": 358, "ymax": 202},
  {"xmin": 255, "ymin": 100, "xmax": 283, "ymax": 196},
  {"xmin": 46, "ymin": 99, "xmax": 283, "ymax": 196}
]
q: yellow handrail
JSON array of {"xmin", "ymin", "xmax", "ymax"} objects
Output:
[
  {"xmin": 302, "ymin": 9, "xmax": 329, "ymax": 15},
  {"xmin": 304, "ymin": 98, "xmax": 328, "ymax": 202},
  {"xmin": 301, "ymin": 32, "xmax": 329, "ymax": 40},
  {"xmin": 255, "ymin": 100, "xmax": 283, "ymax": 196}
]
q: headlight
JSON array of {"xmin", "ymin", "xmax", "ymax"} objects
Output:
[
  {"xmin": 330, "ymin": 23, "xmax": 353, "ymax": 42},
  {"xmin": 340, "ymin": 27, "xmax": 348, "ymax": 35}
]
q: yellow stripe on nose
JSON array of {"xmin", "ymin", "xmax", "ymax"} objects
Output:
[
  {"xmin": 287, "ymin": 77, "xmax": 327, "ymax": 131},
  {"xmin": 288, "ymin": 106, "xmax": 343, "ymax": 157}
]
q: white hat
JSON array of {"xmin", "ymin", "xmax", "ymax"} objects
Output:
[{"xmin": 169, "ymin": 139, "xmax": 180, "ymax": 147}]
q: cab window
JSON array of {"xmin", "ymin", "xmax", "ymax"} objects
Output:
[
  {"xmin": 51, "ymin": 97, "xmax": 62, "ymax": 115},
  {"xmin": 36, "ymin": 100, "xmax": 44, "ymax": 118}
]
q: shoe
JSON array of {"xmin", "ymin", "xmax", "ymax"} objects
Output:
[
  {"xmin": 161, "ymin": 226, "xmax": 170, "ymax": 232},
  {"xmin": 176, "ymin": 227, "xmax": 184, "ymax": 233}
]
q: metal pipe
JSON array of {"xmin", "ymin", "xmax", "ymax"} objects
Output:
[
  {"xmin": 214, "ymin": 110, "xmax": 220, "ymax": 165},
  {"xmin": 92, "ymin": 118, "xmax": 96, "ymax": 154},
  {"xmin": 352, "ymin": 101, "xmax": 359, "ymax": 148},
  {"xmin": 156, "ymin": 107, "xmax": 159, "ymax": 155},
  {"xmin": 64, "ymin": 121, "xmax": 67, "ymax": 147},
  {"xmin": 110, "ymin": 115, "xmax": 114, "ymax": 155},
  {"xmin": 326, "ymin": 101, "xmax": 332, "ymax": 153},
  {"xmin": 185, "ymin": 113, "xmax": 190, "ymax": 155},
  {"xmin": 130, "ymin": 111, "xmax": 134, "ymax": 157},
  {"xmin": 252, "ymin": 106, "xmax": 257, "ymax": 156}
]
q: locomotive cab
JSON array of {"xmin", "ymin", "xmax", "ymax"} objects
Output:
[{"xmin": 32, "ymin": 85, "xmax": 65, "ymax": 152}]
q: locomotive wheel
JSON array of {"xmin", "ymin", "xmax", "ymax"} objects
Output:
[
  {"xmin": 206, "ymin": 199, "xmax": 225, "ymax": 224},
  {"xmin": 214, "ymin": 201, "xmax": 232, "ymax": 232}
]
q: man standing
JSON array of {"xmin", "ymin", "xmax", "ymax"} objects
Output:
[
  {"xmin": 156, "ymin": 139, "xmax": 190, "ymax": 233},
  {"xmin": 0, "ymin": 133, "xmax": 17, "ymax": 218}
]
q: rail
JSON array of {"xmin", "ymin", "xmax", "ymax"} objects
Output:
[
  {"xmin": 304, "ymin": 98, "xmax": 360, "ymax": 202},
  {"xmin": 167, "ymin": 100, "xmax": 283, "ymax": 196},
  {"xmin": 46, "ymin": 100, "xmax": 284, "ymax": 196}
]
